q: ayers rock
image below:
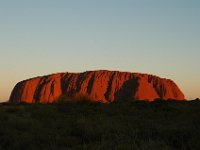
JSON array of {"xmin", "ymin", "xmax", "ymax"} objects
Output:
[{"xmin": 9, "ymin": 70, "xmax": 185, "ymax": 103}]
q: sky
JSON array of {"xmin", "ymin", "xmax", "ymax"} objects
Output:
[{"xmin": 0, "ymin": 0, "xmax": 200, "ymax": 101}]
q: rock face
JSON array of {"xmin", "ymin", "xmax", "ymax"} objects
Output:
[{"xmin": 9, "ymin": 70, "xmax": 185, "ymax": 103}]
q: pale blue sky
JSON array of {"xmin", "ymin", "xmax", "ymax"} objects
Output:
[{"xmin": 0, "ymin": 0, "xmax": 200, "ymax": 101}]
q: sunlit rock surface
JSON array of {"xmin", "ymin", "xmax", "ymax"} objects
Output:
[{"xmin": 9, "ymin": 70, "xmax": 185, "ymax": 103}]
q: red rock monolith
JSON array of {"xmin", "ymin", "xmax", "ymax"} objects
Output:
[{"xmin": 9, "ymin": 70, "xmax": 185, "ymax": 103}]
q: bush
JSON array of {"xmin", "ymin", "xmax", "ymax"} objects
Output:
[
  {"xmin": 1, "ymin": 100, "xmax": 200, "ymax": 149},
  {"xmin": 154, "ymin": 98, "xmax": 165, "ymax": 102},
  {"xmin": 56, "ymin": 93, "xmax": 92, "ymax": 104},
  {"xmin": 56, "ymin": 95, "xmax": 74, "ymax": 104},
  {"xmin": 73, "ymin": 93, "xmax": 92, "ymax": 102}
]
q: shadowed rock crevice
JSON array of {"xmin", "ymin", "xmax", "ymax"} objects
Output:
[
  {"xmin": 9, "ymin": 70, "xmax": 185, "ymax": 103},
  {"xmin": 76, "ymin": 73, "xmax": 86, "ymax": 93},
  {"xmin": 114, "ymin": 77, "xmax": 139, "ymax": 101},
  {"xmin": 61, "ymin": 73, "xmax": 73, "ymax": 95},
  {"xmin": 104, "ymin": 71, "xmax": 117, "ymax": 102},
  {"xmin": 33, "ymin": 77, "xmax": 49, "ymax": 103},
  {"xmin": 87, "ymin": 73, "xmax": 95, "ymax": 95},
  {"xmin": 9, "ymin": 82, "xmax": 25, "ymax": 103}
]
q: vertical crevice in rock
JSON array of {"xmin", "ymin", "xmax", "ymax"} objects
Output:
[
  {"xmin": 33, "ymin": 76, "xmax": 48, "ymax": 103},
  {"xmin": 76, "ymin": 72, "xmax": 88, "ymax": 93},
  {"xmin": 104, "ymin": 71, "xmax": 116, "ymax": 102},
  {"xmin": 87, "ymin": 72, "xmax": 95, "ymax": 94},
  {"xmin": 114, "ymin": 76, "xmax": 139, "ymax": 101},
  {"xmin": 61, "ymin": 73, "xmax": 73, "ymax": 95}
]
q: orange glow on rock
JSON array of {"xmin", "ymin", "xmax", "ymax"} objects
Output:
[{"xmin": 9, "ymin": 70, "xmax": 185, "ymax": 103}]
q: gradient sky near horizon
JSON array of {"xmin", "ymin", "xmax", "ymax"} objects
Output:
[{"xmin": 0, "ymin": 0, "xmax": 200, "ymax": 101}]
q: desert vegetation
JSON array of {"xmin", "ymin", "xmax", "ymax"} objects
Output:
[{"xmin": 0, "ymin": 99, "xmax": 200, "ymax": 150}]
